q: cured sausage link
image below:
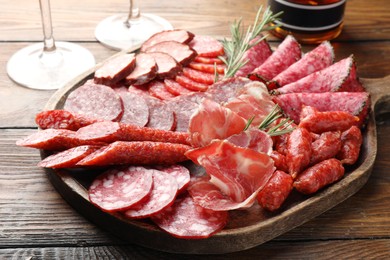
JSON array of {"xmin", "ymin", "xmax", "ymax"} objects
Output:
[
  {"xmin": 76, "ymin": 121, "xmax": 191, "ymax": 145},
  {"xmin": 294, "ymin": 158, "xmax": 345, "ymax": 195},
  {"xmin": 77, "ymin": 141, "xmax": 192, "ymax": 166},
  {"xmin": 286, "ymin": 127, "xmax": 312, "ymax": 179},
  {"xmin": 337, "ymin": 126, "xmax": 363, "ymax": 165}
]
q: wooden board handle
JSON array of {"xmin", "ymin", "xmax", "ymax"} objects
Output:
[{"xmin": 361, "ymin": 75, "xmax": 390, "ymax": 116}]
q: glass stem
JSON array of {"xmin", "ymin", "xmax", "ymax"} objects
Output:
[
  {"xmin": 125, "ymin": 0, "xmax": 141, "ymax": 28},
  {"xmin": 39, "ymin": 0, "xmax": 56, "ymax": 52}
]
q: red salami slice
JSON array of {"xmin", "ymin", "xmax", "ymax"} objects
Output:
[
  {"xmin": 205, "ymin": 77, "xmax": 252, "ymax": 104},
  {"xmin": 147, "ymin": 52, "xmax": 182, "ymax": 79},
  {"xmin": 235, "ymin": 36, "xmax": 272, "ymax": 77},
  {"xmin": 35, "ymin": 110, "xmax": 101, "ymax": 131},
  {"xmin": 156, "ymin": 165, "xmax": 191, "ymax": 193},
  {"xmin": 124, "ymin": 170, "xmax": 178, "ymax": 219},
  {"xmin": 249, "ymin": 35, "xmax": 301, "ymax": 84},
  {"xmin": 124, "ymin": 53, "xmax": 157, "ymax": 86},
  {"xmin": 94, "ymin": 53, "xmax": 136, "ymax": 86},
  {"xmin": 118, "ymin": 91, "xmax": 149, "ymax": 127},
  {"xmin": 175, "ymin": 75, "xmax": 209, "ymax": 92},
  {"xmin": 77, "ymin": 141, "xmax": 191, "ymax": 166},
  {"xmin": 182, "ymin": 67, "xmax": 215, "ymax": 85},
  {"xmin": 151, "ymin": 194, "xmax": 228, "ymax": 239},
  {"xmin": 164, "ymin": 78, "xmax": 194, "ymax": 96},
  {"xmin": 273, "ymin": 92, "xmax": 370, "ymax": 124},
  {"xmin": 189, "ymin": 35, "xmax": 224, "ymax": 57},
  {"xmin": 270, "ymin": 41, "xmax": 334, "ymax": 88},
  {"xmin": 165, "ymin": 96, "xmax": 200, "ymax": 132},
  {"xmin": 38, "ymin": 145, "xmax": 101, "ymax": 168},
  {"xmin": 88, "ymin": 166, "xmax": 153, "ymax": 212},
  {"xmin": 140, "ymin": 29, "xmax": 195, "ymax": 52},
  {"xmin": 188, "ymin": 62, "xmax": 226, "ymax": 75},
  {"xmin": 144, "ymin": 96, "xmax": 176, "ymax": 131},
  {"xmin": 147, "ymin": 80, "xmax": 176, "ymax": 100},
  {"xmin": 144, "ymin": 41, "xmax": 197, "ymax": 66},
  {"xmin": 64, "ymin": 82, "xmax": 124, "ymax": 122},
  {"xmin": 273, "ymin": 56, "xmax": 365, "ymax": 94},
  {"xmin": 194, "ymin": 56, "xmax": 224, "ymax": 65}
]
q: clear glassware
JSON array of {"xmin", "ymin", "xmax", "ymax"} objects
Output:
[
  {"xmin": 7, "ymin": 0, "xmax": 96, "ymax": 90},
  {"xmin": 95, "ymin": 0, "xmax": 173, "ymax": 51}
]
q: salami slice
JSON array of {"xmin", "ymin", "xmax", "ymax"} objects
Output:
[
  {"xmin": 165, "ymin": 96, "xmax": 200, "ymax": 132},
  {"xmin": 194, "ymin": 56, "xmax": 224, "ymax": 65},
  {"xmin": 235, "ymin": 36, "xmax": 272, "ymax": 77},
  {"xmin": 77, "ymin": 141, "xmax": 191, "ymax": 166},
  {"xmin": 64, "ymin": 82, "xmax": 124, "ymax": 122},
  {"xmin": 273, "ymin": 56, "xmax": 365, "ymax": 94},
  {"xmin": 94, "ymin": 53, "xmax": 136, "ymax": 86},
  {"xmin": 118, "ymin": 91, "xmax": 149, "ymax": 127},
  {"xmin": 156, "ymin": 165, "xmax": 191, "ymax": 193},
  {"xmin": 38, "ymin": 145, "xmax": 101, "ymax": 168},
  {"xmin": 124, "ymin": 170, "xmax": 178, "ymax": 219},
  {"xmin": 164, "ymin": 78, "xmax": 194, "ymax": 96},
  {"xmin": 175, "ymin": 75, "xmax": 209, "ymax": 92},
  {"xmin": 144, "ymin": 41, "xmax": 197, "ymax": 66},
  {"xmin": 35, "ymin": 110, "xmax": 101, "ymax": 131},
  {"xmin": 189, "ymin": 35, "xmax": 224, "ymax": 57},
  {"xmin": 151, "ymin": 194, "xmax": 228, "ymax": 239},
  {"xmin": 205, "ymin": 77, "xmax": 252, "ymax": 104},
  {"xmin": 124, "ymin": 53, "xmax": 158, "ymax": 86},
  {"xmin": 88, "ymin": 166, "xmax": 153, "ymax": 212},
  {"xmin": 147, "ymin": 80, "xmax": 176, "ymax": 100},
  {"xmin": 249, "ymin": 35, "xmax": 301, "ymax": 84},
  {"xmin": 182, "ymin": 67, "xmax": 215, "ymax": 85},
  {"xmin": 188, "ymin": 62, "xmax": 226, "ymax": 75},
  {"xmin": 147, "ymin": 52, "xmax": 182, "ymax": 79},
  {"xmin": 140, "ymin": 29, "xmax": 195, "ymax": 52},
  {"xmin": 273, "ymin": 92, "xmax": 370, "ymax": 124},
  {"xmin": 270, "ymin": 41, "xmax": 334, "ymax": 88},
  {"xmin": 144, "ymin": 96, "xmax": 176, "ymax": 131}
]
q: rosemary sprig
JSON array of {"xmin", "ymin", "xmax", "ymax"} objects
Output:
[{"xmin": 220, "ymin": 6, "xmax": 282, "ymax": 78}]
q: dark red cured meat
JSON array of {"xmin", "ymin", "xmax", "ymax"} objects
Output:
[
  {"xmin": 270, "ymin": 150, "xmax": 289, "ymax": 172},
  {"xmin": 64, "ymin": 82, "xmax": 124, "ymax": 122},
  {"xmin": 235, "ymin": 36, "xmax": 272, "ymax": 77},
  {"xmin": 16, "ymin": 129, "xmax": 104, "ymax": 151},
  {"xmin": 118, "ymin": 91, "xmax": 149, "ymax": 127},
  {"xmin": 77, "ymin": 141, "xmax": 191, "ymax": 166},
  {"xmin": 194, "ymin": 56, "xmax": 224, "ymax": 65},
  {"xmin": 189, "ymin": 35, "xmax": 224, "ymax": 57},
  {"xmin": 257, "ymin": 170, "xmax": 293, "ymax": 211},
  {"xmin": 273, "ymin": 133, "xmax": 289, "ymax": 155},
  {"xmin": 144, "ymin": 41, "xmax": 197, "ymax": 66},
  {"xmin": 35, "ymin": 110, "xmax": 101, "ymax": 131},
  {"xmin": 337, "ymin": 126, "xmax": 363, "ymax": 165},
  {"xmin": 248, "ymin": 35, "xmax": 301, "ymax": 84},
  {"xmin": 140, "ymin": 29, "xmax": 195, "ymax": 52},
  {"xmin": 205, "ymin": 77, "xmax": 252, "ymax": 104},
  {"xmin": 175, "ymin": 75, "xmax": 209, "ymax": 92},
  {"xmin": 88, "ymin": 166, "xmax": 154, "ymax": 212},
  {"xmin": 165, "ymin": 96, "xmax": 200, "ymax": 132},
  {"xmin": 273, "ymin": 56, "xmax": 365, "ymax": 94},
  {"xmin": 94, "ymin": 53, "xmax": 136, "ymax": 86},
  {"xmin": 38, "ymin": 145, "xmax": 101, "ymax": 168},
  {"xmin": 286, "ymin": 127, "xmax": 312, "ymax": 179},
  {"xmin": 147, "ymin": 52, "xmax": 182, "ymax": 79},
  {"xmin": 147, "ymin": 80, "xmax": 176, "ymax": 100},
  {"xmin": 156, "ymin": 165, "xmax": 191, "ymax": 193},
  {"xmin": 124, "ymin": 53, "xmax": 158, "ymax": 86},
  {"xmin": 76, "ymin": 121, "xmax": 191, "ymax": 145},
  {"xmin": 164, "ymin": 78, "xmax": 194, "ymax": 96},
  {"xmin": 188, "ymin": 62, "xmax": 226, "ymax": 75},
  {"xmin": 270, "ymin": 41, "xmax": 334, "ymax": 88},
  {"xmin": 310, "ymin": 131, "xmax": 342, "ymax": 165},
  {"xmin": 299, "ymin": 111, "xmax": 360, "ymax": 134},
  {"xmin": 151, "ymin": 194, "xmax": 228, "ymax": 239},
  {"xmin": 182, "ymin": 67, "xmax": 215, "ymax": 85},
  {"xmin": 294, "ymin": 158, "xmax": 345, "ymax": 194},
  {"xmin": 273, "ymin": 92, "xmax": 371, "ymax": 125},
  {"xmin": 124, "ymin": 170, "xmax": 178, "ymax": 219},
  {"xmin": 144, "ymin": 96, "xmax": 176, "ymax": 131}
]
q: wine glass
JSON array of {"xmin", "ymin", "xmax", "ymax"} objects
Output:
[
  {"xmin": 95, "ymin": 0, "xmax": 173, "ymax": 51},
  {"xmin": 7, "ymin": 0, "xmax": 96, "ymax": 90}
]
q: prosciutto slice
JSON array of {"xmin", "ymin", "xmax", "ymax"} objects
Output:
[{"xmin": 185, "ymin": 139, "xmax": 275, "ymax": 210}]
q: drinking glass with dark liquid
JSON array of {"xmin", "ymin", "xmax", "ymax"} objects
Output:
[{"xmin": 268, "ymin": 0, "xmax": 346, "ymax": 44}]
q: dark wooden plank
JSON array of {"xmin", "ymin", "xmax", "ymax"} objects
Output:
[{"xmin": 1, "ymin": 239, "xmax": 390, "ymax": 259}]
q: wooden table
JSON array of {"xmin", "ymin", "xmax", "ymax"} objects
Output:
[{"xmin": 1, "ymin": 0, "xmax": 390, "ymax": 258}]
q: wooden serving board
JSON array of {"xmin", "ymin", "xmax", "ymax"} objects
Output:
[{"xmin": 41, "ymin": 59, "xmax": 390, "ymax": 254}]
